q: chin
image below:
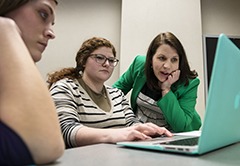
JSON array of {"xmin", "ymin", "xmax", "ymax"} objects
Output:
[
  {"xmin": 157, "ymin": 77, "xmax": 166, "ymax": 83},
  {"xmin": 32, "ymin": 53, "xmax": 42, "ymax": 63}
]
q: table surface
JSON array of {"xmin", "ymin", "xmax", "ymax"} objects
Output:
[{"xmin": 47, "ymin": 143, "xmax": 240, "ymax": 166}]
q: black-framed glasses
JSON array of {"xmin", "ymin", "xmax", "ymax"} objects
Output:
[{"xmin": 90, "ymin": 54, "xmax": 119, "ymax": 67}]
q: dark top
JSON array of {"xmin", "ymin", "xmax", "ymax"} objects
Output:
[{"xmin": 0, "ymin": 121, "xmax": 35, "ymax": 165}]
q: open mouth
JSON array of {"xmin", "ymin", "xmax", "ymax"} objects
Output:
[{"xmin": 161, "ymin": 71, "xmax": 170, "ymax": 76}]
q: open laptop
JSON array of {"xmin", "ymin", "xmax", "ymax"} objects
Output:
[{"xmin": 117, "ymin": 33, "xmax": 240, "ymax": 155}]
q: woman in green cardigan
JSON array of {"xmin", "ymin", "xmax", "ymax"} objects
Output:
[{"xmin": 113, "ymin": 32, "xmax": 202, "ymax": 132}]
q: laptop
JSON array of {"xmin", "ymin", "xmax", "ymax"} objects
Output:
[{"xmin": 117, "ymin": 33, "xmax": 240, "ymax": 155}]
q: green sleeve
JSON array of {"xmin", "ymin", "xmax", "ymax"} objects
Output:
[
  {"xmin": 113, "ymin": 55, "xmax": 145, "ymax": 95},
  {"xmin": 158, "ymin": 78, "xmax": 202, "ymax": 132}
]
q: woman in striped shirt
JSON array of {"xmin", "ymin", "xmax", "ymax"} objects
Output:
[{"xmin": 47, "ymin": 37, "xmax": 172, "ymax": 148}]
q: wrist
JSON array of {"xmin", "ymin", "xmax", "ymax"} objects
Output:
[{"xmin": 162, "ymin": 89, "xmax": 170, "ymax": 95}]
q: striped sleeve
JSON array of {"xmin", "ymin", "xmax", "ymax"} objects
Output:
[
  {"xmin": 50, "ymin": 79, "xmax": 83, "ymax": 148},
  {"xmin": 50, "ymin": 78, "xmax": 140, "ymax": 148},
  {"xmin": 107, "ymin": 87, "xmax": 140, "ymax": 126}
]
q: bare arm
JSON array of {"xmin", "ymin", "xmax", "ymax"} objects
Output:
[
  {"xmin": 0, "ymin": 18, "xmax": 64, "ymax": 164},
  {"xmin": 75, "ymin": 123, "xmax": 173, "ymax": 146}
]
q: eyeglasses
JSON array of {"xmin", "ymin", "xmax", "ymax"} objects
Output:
[{"xmin": 90, "ymin": 54, "xmax": 119, "ymax": 67}]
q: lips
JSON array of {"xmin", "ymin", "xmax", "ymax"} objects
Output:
[
  {"xmin": 37, "ymin": 41, "xmax": 47, "ymax": 52},
  {"xmin": 161, "ymin": 71, "xmax": 169, "ymax": 76},
  {"xmin": 100, "ymin": 69, "xmax": 110, "ymax": 73},
  {"xmin": 39, "ymin": 41, "xmax": 47, "ymax": 47},
  {"xmin": 158, "ymin": 71, "xmax": 170, "ymax": 81}
]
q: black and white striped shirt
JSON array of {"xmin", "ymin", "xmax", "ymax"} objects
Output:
[{"xmin": 50, "ymin": 78, "xmax": 140, "ymax": 148}]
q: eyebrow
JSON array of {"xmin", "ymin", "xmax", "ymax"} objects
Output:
[{"xmin": 43, "ymin": 4, "xmax": 55, "ymax": 25}]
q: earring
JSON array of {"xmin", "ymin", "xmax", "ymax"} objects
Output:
[{"xmin": 79, "ymin": 70, "xmax": 83, "ymax": 76}]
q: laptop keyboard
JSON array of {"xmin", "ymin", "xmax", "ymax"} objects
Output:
[{"xmin": 160, "ymin": 137, "xmax": 199, "ymax": 146}]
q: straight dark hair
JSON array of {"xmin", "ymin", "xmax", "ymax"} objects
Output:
[
  {"xmin": 145, "ymin": 32, "xmax": 198, "ymax": 91},
  {"xmin": 0, "ymin": 0, "xmax": 58, "ymax": 16}
]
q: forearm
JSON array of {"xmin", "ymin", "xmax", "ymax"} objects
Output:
[
  {"xmin": 158, "ymin": 91, "xmax": 196, "ymax": 132},
  {"xmin": 0, "ymin": 18, "xmax": 64, "ymax": 164},
  {"xmin": 75, "ymin": 126, "xmax": 116, "ymax": 146},
  {"xmin": 75, "ymin": 126, "xmax": 151, "ymax": 146},
  {"xmin": 74, "ymin": 124, "xmax": 172, "ymax": 147},
  {"xmin": 159, "ymin": 79, "xmax": 200, "ymax": 132}
]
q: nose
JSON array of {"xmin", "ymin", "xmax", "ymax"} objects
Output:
[
  {"xmin": 102, "ymin": 59, "xmax": 110, "ymax": 67},
  {"xmin": 163, "ymin": 60, "xmax": 171, "ymax": 69},
  {"xmin": 44, "ymin": 27, "xmax": 56, "ymax": 39}
]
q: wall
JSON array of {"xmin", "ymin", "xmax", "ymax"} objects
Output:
[
  {"xmin": 37, "ymin": 0, "xmax": 121, "ymax": 85},
  {"xmin": 37, "ymin": 0, "xmax": 206, "ymax": 120},
  {"xmin": 121, "ymin": 0, "xmax": 205, "ymax": 119},
  {"xmin": 201, "ymin": 0, "xmax": 240, "ymax": 36},
  {"xmin": 201, "ymin": 0, "xmax": 240, "ymax": 113}
]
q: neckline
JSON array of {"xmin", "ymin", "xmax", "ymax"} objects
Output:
[{"xmin": 78, "ymin": 77, "xmax": 107, "ymax": 99}]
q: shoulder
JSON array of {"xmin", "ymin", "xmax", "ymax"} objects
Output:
[
  {"xmin": 106, "ymin": 85, "xmax": 124, "ymax": 94},
  {"xmin": 173, "ymin": 77, "xmax": 200, "ymax": 92},
  {"xmin": 133, "ymin": 55, "xmax": 146, "ymax": 64},
  {"xmin": 49, "ymin": 78, "xmax": 80, "ymax": 92},
  {"xmin": 129, "ymin": 55, "xmax": 146, "ymax": 72},
  {"xmin": 105, "ymin": 85, "xmax": 127, "ymax": 100},
  {"xmin": 105, "ymin": 86, "xmax": 128, "ymax": 105},
  {"xmin": 178, "ymin": 77, "xmax": 200, "ymax": 86},
  {"xmin": 189, "ymin": 77, "xmax": 200, "ymax": 86},
  {"xmin": 51, "ymin": 78, "xmax": 78, "ymax": 86}
]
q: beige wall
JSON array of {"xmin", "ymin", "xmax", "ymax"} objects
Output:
[
  {"xmin": 121, "ymin": 0, "xmax": 205, "ymax": 119},
  {"xmin": 37, "ymin": 0, "xmax": 121, "ymax": 85},
  {"xmin": 201, "ymin": 0, "xmax": 240, "ymax": 35},
  {"xmin": 201, "ymin": 0, "xmax": 240, "ymax": 117},
  {"xmin": 37, "ymin": 0, "xmax": 240, "ymax": 121}
]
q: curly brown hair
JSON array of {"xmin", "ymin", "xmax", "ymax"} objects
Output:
[{"xmin": 47, "ymin": 37, "xmax": 116, "ymax": 88}]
